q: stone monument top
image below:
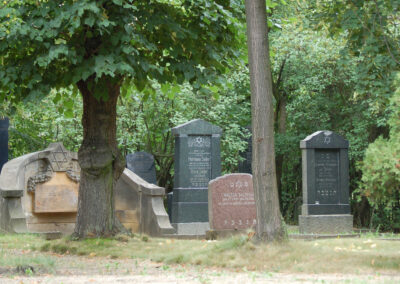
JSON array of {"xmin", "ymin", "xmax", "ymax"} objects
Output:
[
  {"xmin": 300, "ymin": 130, "xmax": 349, "ymax": 149},
  {"xmin": 172, "ymin": 119, "xmax": 222, "ymax": 135}
]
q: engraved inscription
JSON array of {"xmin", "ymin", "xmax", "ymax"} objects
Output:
[
  {"xmin": 188, "ymin": 136, "xmax": 211, "ymax": 188},
  {"xmin": 315, "ymin": 149, "xmax": 339, "ymax": 203},
  {"xmin": 217, "ymin": 181, "xmax": 255, "ymax": 207}
]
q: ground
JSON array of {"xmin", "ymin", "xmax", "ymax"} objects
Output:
[
  {"xmin": 0, "ymin": 233, "xmax": 399, "ymax": 283},
  {"xmin": 1, "ymin": 249, "xmax": 399, "ymax": 284}
]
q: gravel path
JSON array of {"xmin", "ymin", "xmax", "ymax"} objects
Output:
[{"xmin": 0, "ymin": 251, "xmax": 399, "ymax": 283}]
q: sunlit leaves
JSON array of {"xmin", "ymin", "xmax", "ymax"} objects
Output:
[{"xmin": 0, "ymin": 0, "xmax": 243, "ymax": 104}]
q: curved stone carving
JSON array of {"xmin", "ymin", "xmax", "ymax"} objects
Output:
[{"xmin": 27, "ymin": 173, "xmax": 53, "ymax": 193}]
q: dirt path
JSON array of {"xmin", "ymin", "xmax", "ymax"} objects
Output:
[{"xmin": 0, "ymin": 250, "xmax": 399, "ymax": 283}]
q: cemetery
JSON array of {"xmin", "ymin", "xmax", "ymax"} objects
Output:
[{"xmin": 0, "ymin": 0, "xmax": 399, "ymax": 282}]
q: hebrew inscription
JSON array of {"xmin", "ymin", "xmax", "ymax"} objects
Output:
[
  {"xmin": 315, "ymin": 149, "xmax": 339, "ymax": 203},
  {"xmin": 187, "ymin": 136, "xmax": 211, "ymax": 188}
]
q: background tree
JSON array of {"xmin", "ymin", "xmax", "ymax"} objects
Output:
[
  {"xmin": 245, "ymin": 0, "xmax": 285, "ymax": 241},
  {"xmin": 358, "ymin": 75, "xmax": 400, "ymax": 232},
  {"xmin": 0, "ymin": 0, "xmax": 242, "ymax": 238}
]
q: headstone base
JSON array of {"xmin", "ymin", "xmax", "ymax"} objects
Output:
[
  {"xmin": 299, "ymin": 214, "xmax": 353, "ymax": 234},
  {"xmin": 172, "ymin": 222, "xmax": 209, "ymax": 235},
  {"xmin": 171, "ymin": 202, "xmax": 208, "ymax": 223}
]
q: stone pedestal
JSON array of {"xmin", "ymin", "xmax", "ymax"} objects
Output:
[{"xmin": 299, "ymin": 215, "xmax": 353, "ymax": 234}]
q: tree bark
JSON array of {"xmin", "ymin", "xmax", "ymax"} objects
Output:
[
  {"xmin": 74, "ymin": 78, "xmax": 126, "ymax": 238},
  {"xmin": 245, "ymin": 0, "xmax": 285, "ymax": 241}
]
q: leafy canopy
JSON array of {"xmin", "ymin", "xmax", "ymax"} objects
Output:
[{"xmin": 0, "ymin": 0, "xmax": 243, "ymax": 102}]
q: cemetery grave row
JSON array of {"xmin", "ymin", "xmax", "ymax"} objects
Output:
[{"xmin": 0, "ymin": 117, "xmax": 352, "ymax": 237}]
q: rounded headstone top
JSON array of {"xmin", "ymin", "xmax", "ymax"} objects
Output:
[
  {"xmin": 126, "ymin": 151, "xmax": 157, "ymax": 184},
  {"xmin": 300, "ymin": 130, "xmax": 349, "ymax": 149},
  {"xmin": 0, "ymin": 117, "xmax": 9, "ymax": 129},
  {"xmin": 172, "ymin": 119, "xmax": 222, "ymax": 135},
  {"xmin": 209, "ymin": 173, "xmax": 252, "ymax": 186},
  {"xmin": 126, "ymin": 152, "xmax": 155, "ymax": 171}
]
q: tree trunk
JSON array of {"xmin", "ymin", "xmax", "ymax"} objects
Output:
[
  {"xmin": 74, "ymin": 78, "xmax": 126, "ymax": 238},
  {"xmin": 245, "ymin": 0, "xmax": 285, "ymax": 241}
]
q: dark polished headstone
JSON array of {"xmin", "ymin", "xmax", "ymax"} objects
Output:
[
  {"xmin": 171, "ymin": 119, "xmax": 222, "ymax": 234},
  {"xmin": 0, "ymin": 118, "xmax": 9, "ymax": 173},
  {"xmin": 167, "ymin": 192, "xmax": 173, "ymax": 222},
  {"xmin": 238, "ymin": 126, "xmax": 252, "ymax": 174},
  {"xmin": 126, "ymin": 152, "xmax": 157, "ymax": 185},
  {"xmin": 299, "ymin": 130, "xmax": 353, "ymax": 234}
]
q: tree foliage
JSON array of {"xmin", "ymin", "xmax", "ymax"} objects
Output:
[
  {"xmin": 0, "ymin": 0, "xmax": 243, "ymax": 99},
  {"xmin": 358, "ymin": 75, "xmax": 400, "ymax": 231}
]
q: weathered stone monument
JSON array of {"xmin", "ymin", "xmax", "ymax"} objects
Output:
[
  {"xmin": 170, "ymin": 119, "xmax": 222, "ymax": 235},
  {"xmin": 0, "ymin": 143, "xmax": 175, "ymax": 236},
  {"xmin": 126, "ymin": 151, "xmax": 157, "ymax": 185},
  {"xmin": 208, "ymin": 174, "xmax": 256, "ymax": 235},
  {"xmin": 238, "ymin": 126, "xmax": 252, "ymax": 174},
  {"xmin": 299, "ymin": 131, "xmax": 353, "ymax": 234},
  {"xmin": 0, "ymin": 118, "xmax": 9, "ymax": 172}
]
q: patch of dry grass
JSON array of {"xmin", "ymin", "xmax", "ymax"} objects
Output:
[{"xmin": 0, "ymin": 233, "xmax": 399, "ymax": 274}]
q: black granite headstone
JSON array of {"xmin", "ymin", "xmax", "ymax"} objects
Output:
[
  {"xmin": 300, "ymin": 131, "xmax": 350, "ymax": 215},
  {"xmin": 238, "ymin": 126, "xmax": 252, "ymax": 174},
  {"xmin": 299, "ymin": 130, "xmax": 353, "ymax": 234},
  {"xmin": 0, "ymin": 118, "xmax": 9, "ymax": 173},
  {"xmin": 126, "ymin": 151, "xmax": 157, "ymax": 185},
  {"xmin": 171, "ymin": 119, "xmax": 222, "ymax": 234}
]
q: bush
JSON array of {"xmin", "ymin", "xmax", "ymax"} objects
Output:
[{"xmin": 358, "ymin": 75, "xmax": 400, "ymax": 231}]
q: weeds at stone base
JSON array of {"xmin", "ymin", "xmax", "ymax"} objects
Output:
[{"xmin": 0, "ymin": 246, "xmax": 55, "ymax": 275}]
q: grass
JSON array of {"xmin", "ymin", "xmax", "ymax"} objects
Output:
[{"xmin": 0, "ymin": 232, "xmax": 399, "ymax": 274}]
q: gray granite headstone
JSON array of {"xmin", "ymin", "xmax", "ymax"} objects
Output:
[
  {"xmin": 299, "ymin": 130, "xmax": 353, "ymax": 234},
  {"xmin": 171, "ymin": 119, "xmax": 222, "ymax": 235},
  {"xmin": 126, "ymin": 152, "xmax": 157, "ymax": 185},
  {"xmin": 238, "ymin": 126, "xmax": 252, "ymax": 174},
  {"xmin": 0, "ymin": 118, "xmax": 9, "ymax": 173}
]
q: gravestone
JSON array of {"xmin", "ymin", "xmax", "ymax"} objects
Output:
[
  {"xmin": 0, "ymin": 142, "xmax": 175, "ymax": 236},
  {"xmin": 0, "ymin": 118, "xmax": 9, "ymax": 173},
  {"xmin": 171, "ymin": 119, "xmax": 222, "ymax": 235},
  {"xmin": 299, "ymin": 131, "xmax": 353, "ymax": 234},
  {"xmin": 208, "ymin": 174, "xmax": 256, "ymax": 231},
  {"xmin": 238, "ymin": 126, "xmax": 252, "ymax": 174},
  {"xmin": 126, "ymin": 152, "xmax": 157, "ymax": 185}
]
